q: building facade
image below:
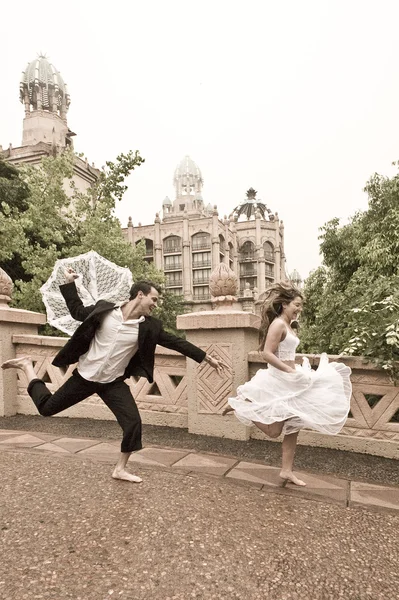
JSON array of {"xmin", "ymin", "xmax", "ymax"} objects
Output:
[{"xmin": 122, "ymin": 156, "xmax": 287, "ymax": 310}]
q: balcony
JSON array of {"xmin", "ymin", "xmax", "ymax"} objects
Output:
[
  {"xmin": 240, "ymin": 269, "xmax": 257, "ymax": 277},
  {"xmin": 192, "ymin": 242, "xmax": 211, "ymax": 251},
  {"xmin": 192, "ymin": 261, "xmax": 212, "ymax": 269},
  {"xmin": 264, "ymin": 252, "xmax": 275, "ymax": 263},
  {"xmin": 193, "ymin": 277, "xmax": 210, "ymax": 285},
  {"xmin": 164, "ymin": 263, "xmax": 182, "ymax": 272},
  {"xmin": 238, "ymin": 252, "xmax": 256, "ymax": 262},
  {"xmin": 193, "ymin": 294, "xmax": 211, "ymax": 301},
  {"xmin": 163, "ymin": 245, "xmax": 182, "ymax": 254},
  {"xmin": 166, "ymin": 279, "xmax": 182, "ymax": 287}
]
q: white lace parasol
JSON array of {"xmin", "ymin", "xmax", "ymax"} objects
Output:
[{"xmin": 40, "ymin": 251, "xmax": 133, "ymax": 335}]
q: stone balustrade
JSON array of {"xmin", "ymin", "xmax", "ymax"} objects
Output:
[{"xmin": 0, "ymin": 267, "xmax": 398, "ymax": 459}]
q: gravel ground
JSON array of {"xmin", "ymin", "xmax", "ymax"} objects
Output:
[
  {"xmin": 1, "ymin": 414, "xmax": 398, "ymax": 486},
  {"xmin": 0, "ymin": 450, "xmax": 398, "ymax": 600}
]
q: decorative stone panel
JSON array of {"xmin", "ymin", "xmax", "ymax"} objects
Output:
[{"xmin": 196, "ymin": 343, "xmax": 233, "ymax": 414}]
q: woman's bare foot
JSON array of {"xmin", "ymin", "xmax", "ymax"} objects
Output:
[
  {"xmin": 279, "ymin": 470, "xmax": 306, "ymax": 486},
  {"xmin": 1, "ymin": 356, "xmax": 33, "ymax": 370},
  {"xmin": 112, "ymin": 468, "xmax": 142, "ymax": 483}
]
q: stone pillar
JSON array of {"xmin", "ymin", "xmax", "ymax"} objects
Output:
[
  {"xmin": 154, "ymin": 213, "xmax": 162, "ymax": 269},
  {"xmin": 126, "ymin": 217, "xmax": 134, "ymax": 244},
  {"xmin": 182, "ymin": 212, "xmax": 192, "ymax": 299},
  {"xmin": 223, "ymin": 217, "xmax": 230, "ymax": 265},
  {"xmin": 231, "ymin": 216, "xmax": 239, "ymax": 275},
  {"xmin": 211, "ymin": 206, "xmax": 220, "ymax": 269},
  {"xmin": 177, "ymin": 309, "xmax": 259, "ymax": 440},
  {"xmin": 0, "ymin": 268, "xmax": 46, "ymax": 416}
]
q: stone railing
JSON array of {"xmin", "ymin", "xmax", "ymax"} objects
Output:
[
  {"xmin": 9, "ymin": 334, "xmax": 190, "ymax": 429},
  {"xmin": 0, "ymin": 266, "xmax": 398, "ymax": 460}
]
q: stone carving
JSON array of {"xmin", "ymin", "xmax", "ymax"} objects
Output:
[
  {"xmin": 0, "ymin": 267, "xmax": 13, "ymax": 305},
  {"xmin": 196, "ymin": 343, "xmax": 233, "ymax": 414},
  {"xmin": 15, "ymin": 344, "xmax": 188, "ymax": 415},
  {"xmin": 209, "ymin": 263, "xmax": 238, "ymax": 308}
]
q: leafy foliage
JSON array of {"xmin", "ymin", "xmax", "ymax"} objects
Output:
[
  {"xmin": 0, "ymin": 150, "xmax": 185, "ymax": 337},
  {"xmin": 300, "ymin": 165, "xmax": 399, "ymax": 382}
]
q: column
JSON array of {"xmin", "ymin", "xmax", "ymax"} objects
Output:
[
  {"xmin": 154, "ymin": 213, "xmax": 162, "ymax": 269},
  {"xmin": 182, "ymin": 213, "xmax": 192, "ymax": 299},
  {"xmin": 211, "ymin": 206, "xmax": 220, "ymax": 269},
  {"xmin": 177, "ymin": 308, "xmax": 259, "ymax": 440}
]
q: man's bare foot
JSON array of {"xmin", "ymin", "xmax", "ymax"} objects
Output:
[
  {"xmin": 222, "ymin": 405, "xmax": 234, "ymax": 416},
  {"xmin": 112, "ymin": 468, "xmax": 142, "ymax": 483},
  {"xmin": 1, "ymin": 356, "xmax": 32, "ymax": 370},
  {"xmin": 279, "ymin": 470, "xmax": 306, "ymax": 487}
]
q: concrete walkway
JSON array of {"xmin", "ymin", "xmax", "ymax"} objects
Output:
[
  {"xmin": 1, "ymin": 428, "xmax": 398, "ymax": 514},
  {"xmin": 1, "ymin": 428, "xmax": 399, "ymax": 600}
]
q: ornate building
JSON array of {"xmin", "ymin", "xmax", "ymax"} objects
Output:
[
  {"xmin": 122, "ymin": 156, "xmax": 288, "ymax": 309},
  {"xmin": 1, "ymin": 55, "xmax": 99, "ymax": 191}
]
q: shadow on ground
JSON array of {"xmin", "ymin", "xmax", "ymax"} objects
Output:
[{"xmin": 1, "ymin": 414, "xmax": 397, "ymax": 486}]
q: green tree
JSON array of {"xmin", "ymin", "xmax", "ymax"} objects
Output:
[
  {"xmin": 300, "ymin": 165, "xmax": 399, "ymax": 381},
  {"xmin": 0, "ymin": 150, "xmax": 145, "ymax": 313},
  {"xmin": 0, "ymin": 150, "xmax": 185, "ymax": 337}
]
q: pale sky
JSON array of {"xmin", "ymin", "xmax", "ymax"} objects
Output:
[{"xmin": 2, "ymin": 0, "xmax": 399, "ymax": 279}]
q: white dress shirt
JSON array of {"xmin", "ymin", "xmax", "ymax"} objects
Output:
[{"xmin": 78, "ymin": 306, "xmax": 145, "ymax": 384}]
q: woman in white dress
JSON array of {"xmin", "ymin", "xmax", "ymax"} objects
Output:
[{"xmin": 225, "ymin": 282, "xmax": 352, "ymax": 486}]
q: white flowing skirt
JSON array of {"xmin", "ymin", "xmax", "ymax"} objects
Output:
[{"xmin": 228, "ymin": 354, "xmax": 352, "ymax": 435}]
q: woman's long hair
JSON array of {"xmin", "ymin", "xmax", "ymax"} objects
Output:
[{"xmin": 258, "ymin": 282, "xmax": 303, "ymax": 350}]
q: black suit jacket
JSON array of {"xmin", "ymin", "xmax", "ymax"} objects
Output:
[{"xmin": 52, "ymin": 282, "xmax": 206, "ymax": 383}]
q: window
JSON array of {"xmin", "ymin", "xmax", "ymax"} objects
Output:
[
  {"xmin": 265, "ymin": 265, "xmax": 274, "ymax": 277},
  {"xmin": 164, "ymin": 255, "xmax": 182, "ymax": 270},
  {"xmin": 192, "ymin": 232, "xmax": 211, "ymax": 250},
  {"xmin": 193, "ymin": 269, "xmax": 210, "ymax": 284},
  {"xmin": 193, "ymin": 286, "xmax": 210, "ymax": 300},
  {"xmin": 163, "ymin": 236, "xmax": 181, "ymax": 253},
  {"xmin": 179, "ymin": 204, "xmax": 185, "ymax": 211},
  {"xmin": 192, "ymin": 252, "xmax": 211, "ymax": 268},
  {"xmin": 239, "ymin": 241, "xmax": 255, "ymax": 260},
  {"xmin": 166, "ymin": 272, "xmax": 183, "ymax": 286},
  {"xmin": 168, "ymin": 287, "xmax": 183, "ymax": 296},
  {"xmin": 264, "ymin": 241, "xmax": 274, "ymax": 263}
]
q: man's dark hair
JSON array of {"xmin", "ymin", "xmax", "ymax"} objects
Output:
[{"xmin": 129, "ymin": 280, "xmax": 162, "ymax": 300}]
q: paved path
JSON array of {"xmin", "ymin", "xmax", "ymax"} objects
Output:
[
  {"xmin": 1, "ymin": 428, "xmax": 398, "ymax": 513},
  {"xmin": 1, "ymin": 428, "xmax": 398, "ymax": 600}
]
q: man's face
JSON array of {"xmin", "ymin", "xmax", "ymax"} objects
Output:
[{"xmin": 138, "ymin": 287, "xmax": 159, "ymax": 316}]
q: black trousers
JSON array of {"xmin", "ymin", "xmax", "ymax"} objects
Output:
[{"xmin": 27, "ymin": 370, "xmax": 142, "ymax": 453}]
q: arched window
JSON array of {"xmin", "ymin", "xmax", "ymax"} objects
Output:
[
  {"xmin": 263, "ymin": 241, "xmax": 274, "ymax": 263},
  {"xmin": 163, "ymin": 235, "xmax": 182, "ymax": 254},
  {"xmin": 239, "ymin": 241, "xmax": 255, "ymax": 260},
  {"xmin": 192, "ymin": 232, "xmax": 211, "ymax": 251}
]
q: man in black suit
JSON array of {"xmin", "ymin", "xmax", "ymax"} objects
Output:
[{"xmin": 2, "ymin": 269, "xmax": 225, "ymax": 483}]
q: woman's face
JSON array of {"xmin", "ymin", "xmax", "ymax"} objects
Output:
[{"xmin": 282, "ymin": 296, "xmax": 303, "ymax": 321}]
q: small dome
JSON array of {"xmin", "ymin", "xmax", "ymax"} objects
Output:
[
  {"xmin": 174, "ymin": 155, "xmax": 203, "ymax": 181},
  {"xmin": 162, "ymin": 196, "xmax": 172, "ymax": 206},
  {"xmin": 195, "ymin": 193, "xmax": 203, "ymax": 201},
  {"xmin": 20, "ymin": 55, "xmax": 70, "ymax": 113}
]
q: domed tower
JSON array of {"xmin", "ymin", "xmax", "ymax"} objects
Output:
[
  {"xmin": 19, "ymin": 55, "xmax": 72, "ymax": 149},
  {"xmin": 231, "ymin": 188, "xmax": 272, "ymax": 221},
  {"xmin": 172, "ymin": 155, "xmax": 204, "ymax": 213}
]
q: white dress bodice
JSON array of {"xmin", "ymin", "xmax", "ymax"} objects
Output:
[{"xmin": 275, "ymin": 321, "xmax": 299, "ymax": 361}]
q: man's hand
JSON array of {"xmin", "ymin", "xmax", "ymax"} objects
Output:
[
  {"xmin": 204, "ymin": 354, "xmax": 228, "ymax": 376},
  {"xmin": 65, "ymin": 268, "xmax": 79, "ymax": 284}
]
